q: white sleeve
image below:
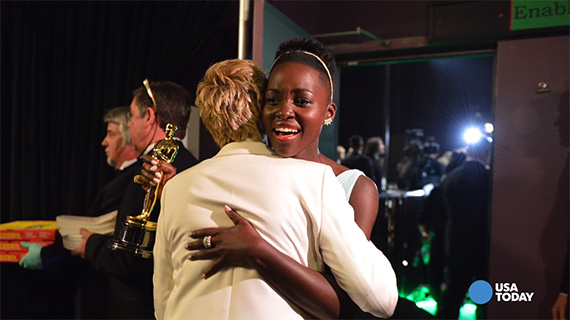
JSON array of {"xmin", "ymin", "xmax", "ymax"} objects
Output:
[
  {"xmin": 153, "ymin": 184, "xmax": 175, "ymax": 320},
  {"xmin": 319, "ymin": 167, "xmax": 398, "ymax": 318}
]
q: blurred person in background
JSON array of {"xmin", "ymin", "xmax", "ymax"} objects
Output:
[
  {"xmin": 364, "ymin": 136, "xmax": 385, "ymax": 187},
  {"xmin": 19, "ymin": 106, "xmax": 139, "ymax": 318},
  {"xmin": 438, "ymin": 138, "xmax": 492, "ymax": 320}
]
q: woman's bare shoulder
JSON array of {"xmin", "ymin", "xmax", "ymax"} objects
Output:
[
  {"xmin": 352, "ymin": 174, "xmax": 378, "ymax": 198},
  {"xmin": 319, "ymin": 155, "xmax": 349, "ymax": 176}
]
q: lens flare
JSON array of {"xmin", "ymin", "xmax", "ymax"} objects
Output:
[{"xmin": 463, "ymin": 127, "xmax": 483, "ymax": 144}]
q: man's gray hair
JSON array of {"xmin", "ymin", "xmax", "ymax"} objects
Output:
[{"xmin": 103, "ymin": 106, "xmax": 132, "ymax": 147}]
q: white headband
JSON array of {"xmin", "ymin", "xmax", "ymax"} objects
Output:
[{"xmin": 271, "ymin": 50, "xmax": 334, "ymax": 103}]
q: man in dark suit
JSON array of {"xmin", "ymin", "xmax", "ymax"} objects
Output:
[
  {"xmin": 72, "ymin": 80, "xmax": 199, "ymax": 319},
  {"xmin": 437, "ymin": 138, "xmax": 492, "ymax": 320},
  {"xmin": 342, "ymin": 134, "xmax": 376, "ymax": 182},
  {"xmin": 19, "ymin": 106, "xmax": 140, "ymax": 318},
  {"xmin": 364, "ymin": 136, "xmax": 385, "ymax": 187}
]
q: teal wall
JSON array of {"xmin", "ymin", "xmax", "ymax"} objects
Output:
[{"xmin": 262, "ymin": 2, "xmax": 339, "ymax": 160}]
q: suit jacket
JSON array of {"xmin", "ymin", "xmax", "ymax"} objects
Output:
[
  {"xmin": 441, "ymin": 160, "xmax": 490, "ymax": 264},
  {"xmin": 42, "ymin": 161, "xmax": 140, "ymax": 264},
  {"xmin": 154, "ymin": 140, "xmax": 397, "ymax": 320},
  {"xmin": 342, "ymin": 153, "xmax": 376, "ymax": 181},
  {"xmin": 38, "ymin": 161, "xmax": 140, "ymax": 319},
  {"xmin": 85, "ymin": 141, "xmax": 198, "ymax": 319}
]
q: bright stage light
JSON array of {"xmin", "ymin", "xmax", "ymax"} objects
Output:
[
  {"xmin": 484, "ymin": 122, "xmax": 494, "ymax": 133},
  {"xmin": 416, "ymin": 299, "xmax": 437, "ymax": 309},
  {"xmin": 463, "ymin": 303, "xmax": 477, "ymax": 311},
  {"xmin": 463, "ymin": 127, "xmax": 483, "ymax": 144}
]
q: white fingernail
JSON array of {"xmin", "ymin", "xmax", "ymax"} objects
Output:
[
  {"xmin": 150, "ymin": 165, "xmax": 158, "ymax": 171},
  {"xmin": 224, "ymin": 205, "xmax": 231, "ymax": 211},
  {"xmin": 151, "ymin": 159, "xmax": 158, "ymax": 165},
  {"xmin": 153, "ymin": 177, "xmax": 160, "ymax": 184}
]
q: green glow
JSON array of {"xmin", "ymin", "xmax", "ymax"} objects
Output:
[
  {"xmin": 416, "ymin": 297, "xmax": 438, "ymax": 316},
  {"xmin": 459, "ymin": 301, "xmax": 477, "ymax": 320},
  {"xmin": 403, "ymin": 285, "xmax": 478, "ymax": 319}
]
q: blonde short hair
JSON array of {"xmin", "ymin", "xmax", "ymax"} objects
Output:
[{"xmin": 195, "ymin": 59, "xmax": 267, "ymax": 147}]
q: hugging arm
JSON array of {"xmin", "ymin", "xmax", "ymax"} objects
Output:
[
  {"xmin": 187, "ymin": 175, "xmax": 383, "ymax": 319},
  {"xmin": 318, "ymin": 173, "xmax": 397, "ymax": 318},
  {"xmin": 349, "ymin": 176, "xmax": 379, "ymax": 240},
  {"xmin": 187, "ymin": 206, "xmax": 348, "ymax": 319}
]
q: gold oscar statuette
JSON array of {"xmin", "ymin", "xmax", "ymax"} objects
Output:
[{"xmin": 108, "ymin": 123, "xmax": 179, "ymax": 258}]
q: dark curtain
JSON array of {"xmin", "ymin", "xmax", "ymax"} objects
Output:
[{"xmin": 1, "ymin": 1, "xmax": 230, "ymax": 223}]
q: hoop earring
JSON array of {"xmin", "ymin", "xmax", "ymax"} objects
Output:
[{"xmin": 324, "ymin": 118, "xmax": 333, "ymax": 126}]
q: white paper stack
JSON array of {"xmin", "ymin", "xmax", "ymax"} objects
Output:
[{"xmin": 56, "ymin": 211, "xmax": 117, "ymax": 250}]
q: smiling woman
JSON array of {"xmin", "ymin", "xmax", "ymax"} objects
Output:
[
  {"xmin": 263, "ymin": 61, "xmax": 334, "ymax": 159},
  {"xmin": 261, "ymin": 39, "xmax": 380, "ymax": 238}
]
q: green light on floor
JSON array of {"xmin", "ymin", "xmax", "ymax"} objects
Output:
[
  {"xmin": 459, "ymin": 301, "xmax": 477, "ymax": 320},
  {"xmin": 415, "ymin": 297, "xmax": 437, "ymax": 316},
  {"xmin": 404, "ymin": 285, "xmax": 437, "ymax": 316},
  {"xmin": 403, "ymin": 285, "xmax": 478, "ymax": 320}
]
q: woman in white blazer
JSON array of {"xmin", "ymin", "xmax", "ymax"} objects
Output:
[
  {"xmin": 153, "ymin": 58, "xmax": 397, "ymax": 320},
  {"xmin": 185, "ymin": 39, "xmax": 386, "ymax": 319}
]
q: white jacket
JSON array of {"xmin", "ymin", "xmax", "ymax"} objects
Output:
[{"xmin": 153, "ymin": 140, "xmax": 397, "ymax": 319}]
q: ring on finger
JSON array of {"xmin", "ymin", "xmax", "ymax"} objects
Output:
[{"xmin": 203, "ymin": 235, "xmax": 212, "ymax": 249}]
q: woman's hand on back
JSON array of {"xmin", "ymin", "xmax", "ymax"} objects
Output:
[{"xmin": 185, "ymin": 205, "xmax": 266, "ymax": 279}]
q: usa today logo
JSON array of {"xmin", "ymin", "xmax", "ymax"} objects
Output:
[{"xmin": 469, "ymin": 280, "xmax": 535, "ymax": 304}]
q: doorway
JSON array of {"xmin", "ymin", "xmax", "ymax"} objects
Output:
[
  {"xmin": 338, "ymin": 54, "xmax": 494, "ymax": 182},
  {"xmin": 338, "ymin": 54, "xmax": 495, "ymax": 319}
]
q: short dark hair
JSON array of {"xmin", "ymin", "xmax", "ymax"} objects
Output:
[
  {"xmin": 133, "ymin": 81, "xmax": 192, "ymax": 139},
  {"xmin": 365, "ymin": 136, "xmax": 383, "ymax": 156},
  {"xmin": 349, "ymin": 134, "xmax": 364, "ymax": 148},
  {"xmin": 271, "ymin": 38, "xmax": 336, "ymax": 100}
]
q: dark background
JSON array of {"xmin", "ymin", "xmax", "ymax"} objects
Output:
[
  {"xmin": 338, "ymin": 56, "xmax": 494, "ymax": 180},
  {"xmin": 1, "ymin": 1, "xmax": 238, "ymax": 223}
]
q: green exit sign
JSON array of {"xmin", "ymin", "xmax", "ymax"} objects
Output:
[{"xmin": 511, "ymin": 0, "xmax": 570, "ymax": 30}]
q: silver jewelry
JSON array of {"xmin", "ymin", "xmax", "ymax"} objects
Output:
[
  {"xmin": 324, "ymin": 118, "xmax": 333, "ymax": 126},
  {"xmin": 203, "ymin": 235, "xmax": 212, "ymax": 249}
]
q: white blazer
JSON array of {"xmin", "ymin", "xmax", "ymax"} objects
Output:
[{"xmin": 153, "ymin": 140, "xmax": 397, "ymax": 320}]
